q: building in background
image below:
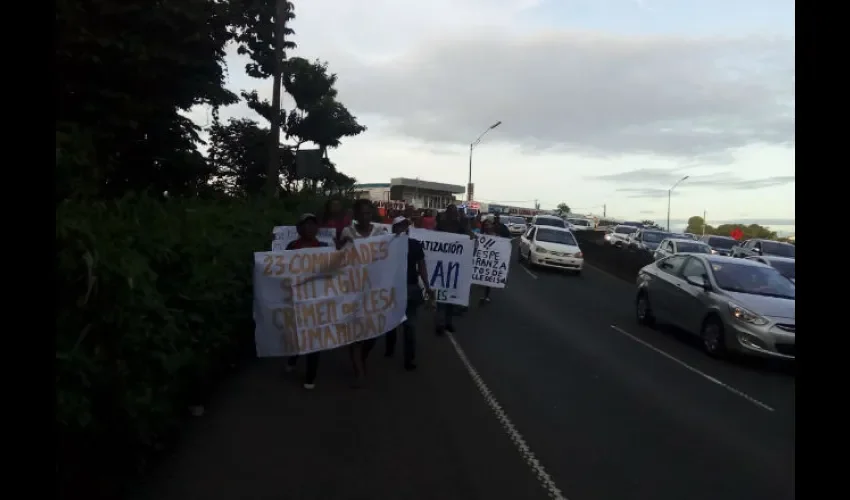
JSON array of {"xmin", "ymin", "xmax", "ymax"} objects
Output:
[{"xmin": 353, "ymin": 178, "xmax": 464, "ymax": 210}]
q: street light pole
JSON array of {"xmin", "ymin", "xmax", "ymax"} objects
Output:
[
  {"xmin": 666, "ymin": 175, "xmax": 689, "ymax": 232},
  {"xmin": 467, "ymin": 121, "xmax": 502, "ymax": 201}
]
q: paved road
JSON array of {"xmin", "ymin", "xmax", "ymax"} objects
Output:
[{"xmin": 140, "ymin": 242, "xmax": 795, "ymax": 500}]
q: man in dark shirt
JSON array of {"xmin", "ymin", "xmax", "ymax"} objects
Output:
[
  {"xmin": 433, "ymin": 204, "xmax": 473, "ymax": 335},
  {"xmin": 385, "ymin": 216, "xmax": 432, "ymax": 370},
  {"xmin": 284, "ymin": 213, "xmax": 328, "ymax": 389},
  {"xmin": 492, "ymin": 214, "xmax": 512, "ymax": 238}
]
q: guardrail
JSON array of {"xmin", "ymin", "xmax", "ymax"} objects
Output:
[{"xmin": 574, "ymin": 231, "xmax": 653, "ymax": 283}]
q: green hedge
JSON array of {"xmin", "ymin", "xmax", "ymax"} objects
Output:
[{"xmin": 56, "ymin": 193, "xmax": 324, "ymax": 497}]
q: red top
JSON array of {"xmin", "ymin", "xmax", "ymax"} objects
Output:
[
  {"xmin": 323, "ymin": 216, "xmax": 352, "ymax": 241},
  {"xmin": 420, "ymin": 216, "xmax": 437, "ymax": 230},
  {"xmin": 286, "ymin": 238, "xmax": 328, "ymax": 250}
]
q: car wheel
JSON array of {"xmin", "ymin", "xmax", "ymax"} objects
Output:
[
  {"xmin": 635, "ymin": 291, "xmax": 655, "ymax": 327},
  {"xmin": 700, "ymin": 317, "xmax": 727, "ymax": 358}
]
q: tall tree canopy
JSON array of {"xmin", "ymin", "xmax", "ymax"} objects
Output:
[
  {"xmin": 57, "ymin": 0, "xmax": 365, "ymax": 201},
  {"xmin": 56, "ymin": 0, "xmax": 237, "ymax": 200}
]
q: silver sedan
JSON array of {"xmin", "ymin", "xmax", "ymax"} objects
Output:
[{"xmin": 635, "ymin": 254, "xmax": 795, "ymax": 360}]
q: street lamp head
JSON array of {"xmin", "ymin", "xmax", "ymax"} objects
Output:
[
  {"xmin": 490, "ymin": 121, "xmax": 502, "ymax": 129},
  {"xmin": 682, "ymin": 175, "xmax": 690, "ymax": 181}
]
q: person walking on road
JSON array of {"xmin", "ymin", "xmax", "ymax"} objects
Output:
[
  {"xmin": 339, "ymin": 199, "xmax": 388, "ymax": 387},
  {"xmin": 321, "ymin": 197, "xmax": 351, "ymax": 244},
  {"xmin": 434, "ymin": 204, "xmax": 474, "ymax": 335},
  {"xmin": 478, "ymin": 218, "xmax": 498, "ymax": 304},
  {"xmin": 384, "ymin": 216, "xmax": 433, "ymax": 370},
  {"xmin": 284, "ymin": 213, "xmax": 329, "ymax": 390},
  {"xmin": 492, "ymin": 214, "xmax": 512, "ymax": 238}
]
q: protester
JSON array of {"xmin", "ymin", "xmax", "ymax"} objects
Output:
[
  {"xmin": 478, "ymin": 217, "xmax": 499, "ymax": 304},
  {"xmin": 321, "ymin": 197, "xmax": 351, "ymax": 243},
  {"xmin": 385, "ymin": 216, "xmax": 433, "ymax": 370},
  {"xmin": 420, "ymin": 209, "xmax": 437, "ymax": 230},
  {"xmin": 493, "ymin": 214, "xmax": 512, "ymax": 238},
  {"xmin": 434, "ymin": 204, "xmax": 474, "ymax": 335},
  {"xmin": 283, "ymin": 214, "xmax": 329, "ymax": 390},
  {"xmin": 339, "ymin": 199, "xmax": 389, "ymax": 387}
]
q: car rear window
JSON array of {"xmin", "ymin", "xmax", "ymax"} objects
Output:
[
  {"xmin": 762, "ymin": 241, "xmax": 795, "ymax": 258},
  {"xmin": 677, "ymin": 242, "xmax": 710, "ymax": 253},
  {"xmin": 536, "ymin": 217, "xmax": 566, "ymax": 228},
  {"xmin": 615, "ymin": 226, "xmax": 637, "ymax": 234},
  {"xmin": 707, "ymin": 237, "xmax": 736, "ymax": 249}
]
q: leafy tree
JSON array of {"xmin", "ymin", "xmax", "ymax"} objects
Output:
[
  {"xmin": 556, "ymin": 203, "xmax": 571, "ymax": 216},
  {"xmin": 227, "ymin": 1, "xmax": 365, "ymax": 195},
  {"xmin": 685, "ymin": 215, "xmax": 777, "ymax": 239},
  {"xmin": 56, "ymin": 0, "xmax": 237, "ymax": 200}
]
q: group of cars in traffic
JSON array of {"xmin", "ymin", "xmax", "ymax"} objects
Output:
[
  {"xmin": 515, "ymin": 214, "xmax": 585, "ymax": 275},
  {"xmin": 602, "ymin": 222, "xmax": 796, "ymax": 361}
]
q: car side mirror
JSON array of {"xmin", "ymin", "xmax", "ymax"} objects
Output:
[
  {"xmin": 685, "ymin": 275, "xmax": 710, "ymax": 290},
  {"xmin": 752, "ymin": 247, "xmax": 762, "ymax": 254}
]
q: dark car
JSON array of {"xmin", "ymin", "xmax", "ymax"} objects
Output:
[
  {"xmin": 732, "ymin": 239, "xmax": 795, "ymax": 259},
  {"xmin": 629, "ymin": 230, "xmax": 672, "ymax": 253},
  {"xmin": 700, "ymin": 235, "xmax": 737, "ymax": 256}
]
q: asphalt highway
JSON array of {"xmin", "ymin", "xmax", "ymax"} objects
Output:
[{"xmin": 140, "ymin": 242, "xmax": 795, "ymax": 500}]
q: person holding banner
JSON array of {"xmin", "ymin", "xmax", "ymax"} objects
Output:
[
  {"xmin": 384, "ymin": 216, "xmax": 433, "ymax": 370},
  {"xmin": 478, "ymin": 218, "xmax": 498, "ymax": 304},
  {"xmin": 339, "ymin": 199, "xmax": 389, "ymax": 387},
  {"xmin": 321, "ymin": 197, "xmax": 352, "ymax": 243},
  {"xmin": 434, "ymin": 204, "xmax": 474, "ymax": 335},
  {"xmin": 283, "ymin": 213, "xmax": 330, "ymax": 389}
]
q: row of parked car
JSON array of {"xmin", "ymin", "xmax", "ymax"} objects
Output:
[{"xmin": 602, "ymin": 222, "xmax": 796, "ymax": 361}]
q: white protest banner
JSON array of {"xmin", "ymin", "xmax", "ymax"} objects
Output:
[
  {"xmin": 373, "ymin": 223, "xmax": 392, "ymax": 233},
  {"xmin": 253, "ymin": 233, "xmax": 409, "ymax": 357},
  {"xmin": 409, "ymin": 228, "xmax": 473, "ymax": 306},
  {"xmin": 472, "ymin": 234, "xmax": 512, "ymax": 288},
  {"xmin": 270, "ymin": 226, "xmax": 336, "ymax": 252}
]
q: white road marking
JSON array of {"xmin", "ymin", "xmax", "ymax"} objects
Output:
[
  {"xmin": 521, "ymin": 265, "xmax": 538, "ymax": 280},
  {"xmin": 608, "ymin": 325, "xmax": 775, "ymax": 412},
  {"xmin": 446, "ymin": 332, "xmax": 568, "ymax": 500}
]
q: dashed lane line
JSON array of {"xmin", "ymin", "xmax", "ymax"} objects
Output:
[{"xmin": 446, "ymin": 331, "xmax": 568, "ymax": 500}]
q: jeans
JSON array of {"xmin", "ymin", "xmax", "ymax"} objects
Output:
[
  {"xmin": 287, "ymin": 352, "xmax": 320, "ymax": 384},
  {"xmin": 386, "ymin": 287, "xmax": 422, "ymax": 363}
]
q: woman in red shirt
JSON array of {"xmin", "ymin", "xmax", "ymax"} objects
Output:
[{"xmin": 321, "ymin": 197, "xmax": 352, "ymax": 243}]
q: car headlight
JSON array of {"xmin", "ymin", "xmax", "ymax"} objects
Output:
[
  {"xmin": 535, "ymin": 247, "xmax": 548, "ymax": 254},
  {"xmin": 574, "ymin": 252, "xmax": 583, "ymax": 258},
  {"xmin": 710, "ymin": 249, "xmax": 718, "ymax": 254},
  {"xmin": 604, "ymin": 234, "xmax": 611, "ymax": 241},
  {"xmin": 728, "ymin": 303, "xmax": 768, "ymax": 326}
]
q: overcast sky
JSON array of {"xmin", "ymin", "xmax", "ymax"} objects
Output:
[{"xmin": 189, "ymin": 0, "xmax": 795, "ymax": 228}]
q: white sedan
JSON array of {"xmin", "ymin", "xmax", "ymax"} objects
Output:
[{"xmin": 517, "ymin": 225, "xmax": 584, "ymax": 274}]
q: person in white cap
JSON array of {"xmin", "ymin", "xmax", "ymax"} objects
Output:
[
  {"xmin": 384, "ymin": 216, "xmax": 433, "ymax": 370},
  {"xmin": 338, "ymin": 199, "xmax": 388, "ymax": 387}
]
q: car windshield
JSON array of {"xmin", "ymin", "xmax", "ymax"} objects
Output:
[
  {"xmin": 707, "ymin": 237, "xmax": 736, "ymax": 249},
  {"xmin": 568, "ymin": 219, "xmax": 591, "ymax": 226},
  {"xmin": 767, "ymin": 259, "xmax": 795, "ymax": 280},
  {"xmin": 677, "ymin": 242, "xmax": 711, "ymax": 253},
  {"xmin": 762, "ymin": 241, "xmax": 795, "ymax": 258},
  {"xmin": 536, "ymin": 228, "xmax": 577, "ymax": 246},
  {"xmin": 641, "ymin": 231, "xmax": 669, "ymax": 243},
  {"xmin": 615, "ymin": 226, "xmax": 637, "ymax": 234},
  {"xmin": 536, "ymin": 218, "xmax": 566, "ymax": 228},
  {"xmin": 710, "ymin": 262, "xmax": 795, "ymax": 299},
  {"xmin": 506, "ymin": 217, "xmax": 525, "ymax": 224}
]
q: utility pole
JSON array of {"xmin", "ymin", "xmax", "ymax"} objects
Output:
[
  {"xmin": 603, "ymin": 204, "xmax": 606, "ymax": 218},
  {"xmin": 467, "ymin": 121, "xmax": 502, "ymax": 202},
  {"xmin": 702, "ymin": 210, "xmax": 707, "ymax": 236},
  {"xmin": 266, "ymin": 0, "xmax": 287, "ymax": 198}
]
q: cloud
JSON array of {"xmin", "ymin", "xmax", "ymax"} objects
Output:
[
  {"xmin": 336, "ymin": 31, "xmax": 794, "ymax": 160},
  {"xmin": 615, "ymin": 171, "xmax": 793, "ymax": 197}
]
